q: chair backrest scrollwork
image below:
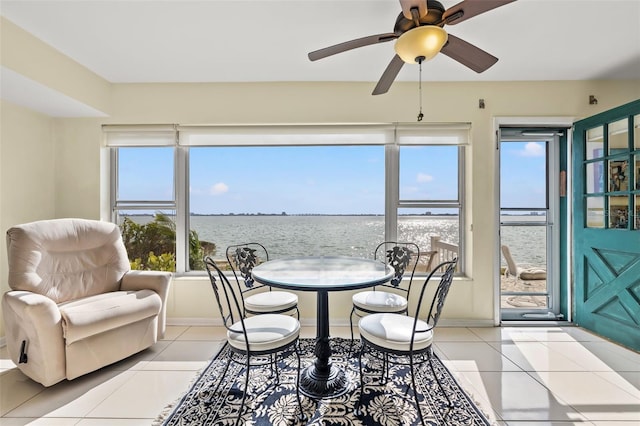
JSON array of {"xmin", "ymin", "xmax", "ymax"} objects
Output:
[
  {"xmin": 226, "ymin": 242, "xmax": 270, "ymax": 293},
  {"xmin": 234, "ymin": 247, "xmax": 259, "ymax": 287},
  {"xmin": 374, "ymin": 241, "xmax": 420, "ymax": 292},
  {"xmin": 386, "ymin": 245, "xmax": 413, "ymax": 287}
]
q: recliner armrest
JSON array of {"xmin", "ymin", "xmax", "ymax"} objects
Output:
[
  {"xmin": 120, "ymin": 271, "xmax": 172, "ymax": 339},
  {"xmin": 2, "ymin": 290, "xmax": 66, "ymax": 386}
]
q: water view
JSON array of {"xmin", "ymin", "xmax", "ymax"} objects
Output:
[
  {"xmin": 126, "ymin": 214, "xmax": 545, "ymax": 268},
  {"xmin": 188, "ymin": 215, "xmax": 545, "ymax": 266}
]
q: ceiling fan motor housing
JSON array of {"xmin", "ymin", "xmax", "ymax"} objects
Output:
[{"xmin": 394, "ymin": 0, "xmax": 446, "ymax": 34}]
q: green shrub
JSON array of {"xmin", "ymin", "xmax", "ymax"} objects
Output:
[{"xmin": 120, "ymin": 213, "xmax": 215, "ymax": 271}]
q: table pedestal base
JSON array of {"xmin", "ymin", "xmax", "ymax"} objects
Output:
[{"xmin": 299, "ymin": 364, "xmax": 349, "ymax": 399}]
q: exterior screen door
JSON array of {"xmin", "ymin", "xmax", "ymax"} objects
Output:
[{"xmin": 499, "ymin": 129, "xmax": 562, "ymax": 321}]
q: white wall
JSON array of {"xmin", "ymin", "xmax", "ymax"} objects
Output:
[{"xmin": 0, "ymin": 101, "xmax": 56, "ymax": 336}]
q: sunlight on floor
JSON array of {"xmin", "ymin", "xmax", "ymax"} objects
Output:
[{"xmin": 1, "ymin": 325, "xmax": 638, "ymax": 425}]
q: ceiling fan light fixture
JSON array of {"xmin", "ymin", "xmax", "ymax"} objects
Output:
[{"xmin": 394, "ymin": 25, "xmax": 448, "ymax": 64}]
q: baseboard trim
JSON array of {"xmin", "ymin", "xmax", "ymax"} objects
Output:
[
  {"xmin": 501, "ymin": 320, "xmax": 574, "ymax": 327},
  {"xmin": 437, "ymin": 319, "xmax": 495, "ymax": 327},
  {"xmin": 167, "ymin": 318, "xmax": 495, "ymax": 328},
  {"xmin": 167, "ymin": 318, "xmax": 220, "ymax": 326}
]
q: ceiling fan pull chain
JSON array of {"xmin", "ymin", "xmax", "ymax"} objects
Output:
[{"xmin": 417, "ymin": 56, "xmax": 424, "ymax": 122}]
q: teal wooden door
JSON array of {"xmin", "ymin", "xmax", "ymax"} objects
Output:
[{"xmin": 573, "ymin": 99, "xmax": 640, "ymax": 351}]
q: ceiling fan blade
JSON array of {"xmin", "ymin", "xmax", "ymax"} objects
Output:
[
  {"xmin": 440, "ymin": 33, "xmax": 498, "ymax": 73},
  {"xmin": 308, "ymin": 33, "xmax": 398, "ymax": 61},
  {"xmin": 399, "ymin": 0, "xmax": 428, "ymax": 20},
  {"xmin": 443, "ymin": 0, "xmax": 516, "ymax": 25},
  {"xmin": 372, "ymin": 55, "xmax": 405, "ymax": 95}
]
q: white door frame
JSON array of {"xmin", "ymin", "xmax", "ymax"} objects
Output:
[{"xmin": 493, "ymin": 117, "xmax": 574, "ymax": 325}]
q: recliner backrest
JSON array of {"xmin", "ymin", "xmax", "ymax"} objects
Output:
[{"xmin": 6, "ymin": 218, "xmax": 130, "ymax": 303}]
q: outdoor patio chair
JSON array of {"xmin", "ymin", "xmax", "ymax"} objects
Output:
[
  {"xmin": 349, "ymin": 241, "xmax": 421, "ymax": 348},
  {"xmin": 204, "ymin": 257, "xmax": 306, "ymax": 425},
  {"xmin": 501, "ymin": 244, "xmax": 546, "ymax": 281},
  {"xmin": 226, "ymin": 243, "xmax": 299, "ymax": 318},
  {"xmin": 355, "ymin": 258, "xmax": 458, "ymax": 425}
]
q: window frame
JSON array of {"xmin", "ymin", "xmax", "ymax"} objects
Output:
[{"xmin": 107, "ymin": 123, "xmax": 468, "ymax": 275}]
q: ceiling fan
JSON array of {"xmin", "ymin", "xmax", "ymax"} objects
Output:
[{"xmin": 308, "ymin": 0, "xmax": 517, "ymax": 95}]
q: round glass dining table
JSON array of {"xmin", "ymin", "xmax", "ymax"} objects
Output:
[{"xmin": 252, "ymin": 256, "xmax": 394, "ymax": 399}]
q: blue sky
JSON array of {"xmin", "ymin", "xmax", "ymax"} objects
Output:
[
  {"xmin": 118, "ymin": 141, "xmax": 546, "ymax": 214},
  {"xmin": 500, "ymin": 141, "xmax": 547, "ymax": 209},
  {"xmin": 189, "ymin": 146, "xmax": 385, "ymax": 214}
]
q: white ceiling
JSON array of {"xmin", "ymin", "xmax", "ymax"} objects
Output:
[{"xmin": 1, "ymin": 0, "xmax": 639, "ymax": 115}]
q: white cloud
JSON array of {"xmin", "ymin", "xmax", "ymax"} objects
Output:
[
  {"xmin": 520, "ymin": 142, "xmax": 545, "ymax": 157},
  {"xmin": 209, "ymin": 182, "xmax": 228, "ymax": 195},
  {"xmin": 417, "ymin": 173, "xmax": 434, "ymax": 183}
]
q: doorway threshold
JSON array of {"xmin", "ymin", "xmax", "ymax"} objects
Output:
[{"xmin": 501, "ymin": 320, "xmax": 573, "ymax": 327}]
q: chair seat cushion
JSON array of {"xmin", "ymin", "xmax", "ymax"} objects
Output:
[
  {"xmin": 352, "ymin": 291, "xmax": 408, "ymax": 313},
  {"xmin": 59, "ymin": 290, "xmax": 162, "ymax": 344},
  {"xmin": 519, "ymin": 268, "xmax": 546, "ymax": 280},
  {"xmin": 244, "ymin": 291, "xmax": 298, "ymax": 313},
  {"xmin": 228, "ymin": 314, "xmax": 300, "ymax": 352},
  {"xmin": 359, "ymin": 313, "xmax": 433, "ymax": 352}
]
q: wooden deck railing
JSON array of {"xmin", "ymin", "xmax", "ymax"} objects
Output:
[
  {"xmin": 413, "ymin": 236, "xmax": 459, "ymax": 273},
  {"xmin": 428, "ymin": 236, "xmax": 459, "ymax": 272},
  {"xmin": 213, "ymin": 236, "xmax": 459, "ymax": 275}
]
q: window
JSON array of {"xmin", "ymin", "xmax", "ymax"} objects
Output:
[
  {"xmin": 583, "ymin": 116, "xmax": 639, "ymax": 229},
  {"xmin": 398, "ymin": 145, "xmax": 462, "ymax": 253},
  {"xmin": 111, "ymin": 146, "xmax": 178, "ymax": 271},
  {"xmin": 189, "ymin": 145, "xmax": 385, "ymax": 259},
  {"xmin": 106, "ymin": 124, "xmax": 467, "ymax": 274}
]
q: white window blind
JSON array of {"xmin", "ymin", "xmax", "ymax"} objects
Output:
[
  {"xmin": 177, "ymin": 124, "xmax": 394, "ymax": 146},
  {"xmin": 396, "ymin": 123, "xmax": 470, "ymax": 145},
  {"xmin": 103, "ymin": 123, "xmax": 470, "ymax": 147},
  {"xmin": 103, "ymin": 124, "xmax": 177, "ymax": 146}
]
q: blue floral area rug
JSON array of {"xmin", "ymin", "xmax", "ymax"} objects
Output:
[{"xmin": 155, "ymin": 338, "xmax": 491, "ymax": 425}]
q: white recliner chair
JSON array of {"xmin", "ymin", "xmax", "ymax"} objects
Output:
[{"xmin": 2, "ymin": 218, "xmax": 172, "ymax": 386}]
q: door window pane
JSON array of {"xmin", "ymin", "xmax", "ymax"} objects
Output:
[
  {"xmin": 608, "ymin": 118, "xmax": 629, "ymax": 154},
  {"xmin": 586, "ymin": 161, "xmax": 604, "ymax": 194},
  {"xmin": 500, "ymin": 141, "xmax": 547, "ymax": 208},
  {"xmin": 635, "ymin": 195, "xmax": 640, "ymax": 230},
  {"xmin": 608, "ymin": 158, "xmax": 629, "ymax": 192},
  {"xmin": 586, "ymin": 197, "xmax": 605, "ymax": 228},
  {"xmin": 635, "ymin": 154, "xmax": 640, "ymax": 190},
  {"xmin": 586, "ymin": 126, "xmax": 603, "ymax": 160},
  {"xmin": 608, "ymin": 196, "xmax": 629, "ymax": 229},
  {"xmin": 635, "ymin": 115, "xmax": 640, "ymax": 150}
]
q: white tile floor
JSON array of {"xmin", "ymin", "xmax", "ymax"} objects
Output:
[{"xmin": 1, "ymin": 325, "xmax": 639, "ymax": 425}]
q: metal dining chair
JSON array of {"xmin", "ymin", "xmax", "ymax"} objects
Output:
[
  {"xmin": 203, "ymin": 256, "xmax": 306, "ymax": 425},
  {"xmin": 355, "ymin": 258, "xmax": 458, "ymax": 426},
  {"xmin": 226, "ymin": 242, "xmax": 300, "ymax": 318},
  {"xmin": 349, "ymin": 241, "xmax": 421, "ymax": 348}
]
